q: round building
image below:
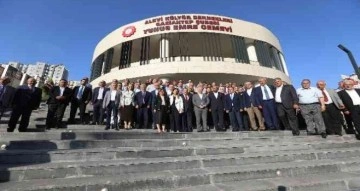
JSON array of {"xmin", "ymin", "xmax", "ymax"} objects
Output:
[{"xmin": 90, "ymin": 14, "xmax": 291, "ymax": 85}]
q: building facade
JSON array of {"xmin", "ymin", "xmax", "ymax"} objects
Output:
[{"xmin": 99, "ymin": 14, "xmax": 290, "ymax": 85}]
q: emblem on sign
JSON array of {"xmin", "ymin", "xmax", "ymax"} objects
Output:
[{"xmin": 122, "ymin": 26, "xmax": 136, "ymax": 37}]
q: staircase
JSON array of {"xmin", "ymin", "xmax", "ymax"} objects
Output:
[{"xmin": 1, "ymin": 127, "xmax": 360, "ymax": 191}]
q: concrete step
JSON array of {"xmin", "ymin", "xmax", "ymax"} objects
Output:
[
  {"xmin": 2, "ymin": 147, "xmax": 360, "ymax": 182},
  {"xmin": 1, "ymin": 134, "xmax": 357, "ymax": 150},
  {"xmin": 174, "ymin": 172, "xmax": 360, "ymax": 191},
  {"xmin": 1, "ymin": 158, "xmax": 360, "ymax": 191}
]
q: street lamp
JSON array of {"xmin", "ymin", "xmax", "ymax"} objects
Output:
[{"xmin": 338, "ymin": 44, "xmax": 360, "ymax": 77}]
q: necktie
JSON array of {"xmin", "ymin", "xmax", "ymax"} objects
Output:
[
  {"xmin": 0, "ymin": 86, "xmax": 4, "ymax": 100},
  {"xmin": 321, "ymin": 90, "xmax": 329, "ymax": 102},
  {"xmin": 77, "ymin": 86, "xmax": 84, "ymax": 99},
  {"xmin": 263, "ymin": 86, "xmax": 270, "ymax": 100}
]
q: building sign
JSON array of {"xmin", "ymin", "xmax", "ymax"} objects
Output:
[
  {"xmin": 122, "ymin": 26, "xmax": 136, "ymax": 37},
  {"xmin": 143, "ymin": 14, "xmax": 233, "ymax": 35}
]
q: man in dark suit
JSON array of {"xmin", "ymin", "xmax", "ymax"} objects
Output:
[
  {"xmin": 69, "ymin": 77, "xmax": 92, "ymax": 124},
  {"xmin": 255, "ymin": 77, "xmax": 279, "ymax": 130},
  {"xmin": 273, "ymin": 77, "xmax": 300, "ymax": 136},
  {"xmin": 46, "ymin": 79, "xmax": 72, "ymax": 129},
  {"xmin": 208, "ymin": 86, "xmax": 226, "ymax": 131},
  {"xmin": 135, "ymin": 83, "xmax": 152, "ymax": 129},
  {"xmin": 8, "ymin": 77, "xmax": 42, "ymax": 132},
  {"xmin": 225, "ymin": 87, "xmax": 244, "ymax": 131},
  {"xmin": 181, "ymin": 88, "xmax": 193, "ymax": 132},
  {"xmin": 338, "ymin": 79, "xmax": 360, "ymax": 140},
  {"xmin": 0, "ymin": 77, "xmax": 16, "ymax": 121},
  {"xmin": 150, "ymin": 82, "xmax": 161, "ymax": 129},
  {"xmin": 91, "ymin": 80, "xmax": 108, "ymax": 125}
]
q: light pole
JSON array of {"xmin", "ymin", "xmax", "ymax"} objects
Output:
[{"xmin": 338, "ymin": 44, "xmax": 360, "ymax": 77}]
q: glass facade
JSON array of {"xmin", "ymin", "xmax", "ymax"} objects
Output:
[{"xmin": 90, "ymin": 33, "xmax": 285, "ymax": 81}]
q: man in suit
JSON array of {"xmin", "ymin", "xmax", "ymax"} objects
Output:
[
  {"xmin": 91, "ymin": 80, "xmax": 109, "ymax": 125},
  {"xmin": 69, "ymin": 77, "xmax": 92, "ymax": 124},
  {"xmin": 135, "ymin": 83, "xmax": 152, "ymax": 129},
  {"xmin": 0, "ymin": 77, "xmax": 16, "ymax": 121},
  {"xmin": 151, "ymin": 82, "xmax": 161, "ymax": 129},
  {"xmin": 338, "ymin": 79, "xmax": 360, "ymax": 140},
  {"xmin": 192, "ymin": 84, "xmax": 210, "ymax": 132},
  {"xmin": 208, "ymin": 86, "xmax": 226, "ymax": 131},
  {"xmin": 254, "ymin": 77, "xmax": 278, "ymax": 130},
  {"xmin": 243, "ymin": 82, "xmax": 265, "ymax": 131},
  {"xmin": 103, "ymin": 80, "xmax": 122, "ymax": 130},
  {"xmin": 181, "ymin": 88, "xmax": 193, "ymax": 132},
  {"xmin": 45, "ymin": 79, "xmax": 72, "ymax": 129},
  {"xmin": 225, "ymin": 87, "xmax": 244, "ymax": 131},
  {"xmin": 273, "ymin": 77, "xmax": 300, "ymax": 136},
  {"xmin": 317, "ymin": 80, "xmax": 345, "ymax": 136},
  {"xmin": 8, "ymin": 77, "xmax": 42, "ymax": 132}
]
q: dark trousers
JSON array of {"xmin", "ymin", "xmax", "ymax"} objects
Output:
[
  {"xmin": 228, "ymin": 109, "xmax": 244, "ymax": 131},
  {"xmin": 46, "ymin": 103, "xmax": 67, "ymax": 128},
  {"xmin": 211, "ymin": 109, "xmax": 225, "ymax": 131},
  {"xmin": 106, "ymin": 101, "xmax": 118, "ymax": 129},
  {"xmin": 182, "ymin": 110, "xmax": 193, "ymax": 132},
  {"xmin": 69, "ymin": 99, "xmax": 87, "ymax": 123},
  {"xmin": 276, "ymin": 103, "xmax": 299, "ymax": 134},
  {"xmin": 8, "ymin": 107, "xmax": 33, "ymax": 132},
  {"xmin": 93, "ymin": 99, "xmax": 104, "ymax": 124},
  {"xmin": 242, "ymin": 112, "xmax": 250, "ymax": 131},
  {"xmin": 344, "ymin": 113, "xmax": 356, "ymax": 134},
  {"xmin": 350, "ymin": 106, "xmax": 360, "ymax": 134},
  {"xmin": 323, "ymin": 103, "xmax": 343, "ymax": 135},
  {"xmin": 136, "ymin": 107, "xmax": 149, "ymax": 129},
  {"xmin": 262, "ymin": 99, "xmax": 279, "ymax": 129},
  {"xmin": 170, "ymin": 109, "xmax": 182, "ymax": 132}
]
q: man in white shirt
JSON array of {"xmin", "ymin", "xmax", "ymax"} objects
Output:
[
  {"xmin": 91, "ymin": 81, "xmax": 109, "ymax": 125},
  {"xmin": 338, "ymin": 79, "xmax": 360, "ymax": 140},
  {"xmin": 103, "ymin": 80, "xmax": 122, "ymax": 130}
]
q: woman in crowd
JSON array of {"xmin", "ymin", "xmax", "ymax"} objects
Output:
[
  {"xmin": 169, "ymin": 88, "xmax": 184, "ymax": 132},
  {"xmin": 121, "ymin": 83, "xmax": 135, "ymax": 130},
  {"xmin": 154, "ymin": 89, "xmax": 169, "ymax": 133}
]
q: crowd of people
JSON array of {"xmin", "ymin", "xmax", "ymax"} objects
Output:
[{"xmin": 1, "ymin": 75, "xmax": 360, "ymax": 140}]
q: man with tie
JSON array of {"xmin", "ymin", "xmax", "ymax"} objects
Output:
[
  {"xmin": 254, "ymin": 77, "xmax": 278, "ymax": 130},
  {"xmin": 338, "ymin": 79, "xmax": 360, "ymax": 140},
  {"xmin": 135, "ymin": 84, "xmax": 151, "ymax": 129},
  {"xmin": 225, "ymin": 87, "xmax": 244, "ymax": 131},
  {"xmin": 8, "ymin": 77, "xmax": 42, "ymax": 132},
  {"xmin": 273, "ymin": 78, "xmax": 300, "ymax": 136},
  {"xmin": 317, "ymin": 80, "xmax": 345, "ymax": 136},
  {"xmin": 181, "ymin": 88, "xmax": 194, "ymax": 132},
  {"xmin": 296, "ymin": 79, "xmax": 327, "ymax": 138},
  {"xmin": 0, "ymin": 77, "xmax": 16, "ymax": 121},
  {"xmin": 45, "ymin": 79, "xmax": 72, "ymax": 129},
  {"xmin": 208, "ymin": 86, "xmax": 226, "ymax": 131},
  {"xmin": 69, "ymin": 77, "xmax": 92, "ymax": 124},
  {"xmin": 151, "ymin": 82, "xmax": 161, "ymax": 129},
  {"xmin": 243, "ymin": 82, "xmax": 265, "ymax": 131},
  {"xmin": 91, "ymin": 80, "xmax": 109, "ymax": 125},
  {"xmin": 192, "ymin": 84, "xmax": 210, "ymax": 132}
]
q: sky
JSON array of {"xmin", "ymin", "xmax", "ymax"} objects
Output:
[{"xmin": 0, "ymin": 0, "xmax": 359, "ymax": 88}]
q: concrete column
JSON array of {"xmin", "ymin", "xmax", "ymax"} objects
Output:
[
  {"xmin": 247, "ymin": 44, "xmax": 258, "ymax": 62},
  {"xmin": 279, "ymin": 52, "xmax": 289, "ymax": 76},
  {"xmin": 160, "ymin": 38, "xmax": 169, "ymax": 58}
]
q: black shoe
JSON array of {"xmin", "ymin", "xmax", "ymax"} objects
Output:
[
  {"xmin": 232, "ymin": 129, "xmax": 239, "ymax": 132},
  {"xmin": 293, "ymin": 132, "xmax": 300, "ymax": 136},
  {"xmin": 198, "ymin": 130, "xmax": 204, "ymax": 132},
  {"xmin": 90, "ymin": 122, "xmax": 96, "ymax": 125},
  {"xmin": 321, "ymin": 133, "xmax": 327, "ymax": 139},
  {"xmin": 105, "ymin": 127, "xmax": 110, "ymax": 130},
  {"xmin": 7, "ymin": 128, "xmax": 13, "ymax": 132},
  {"xmin": 355, "ymin": 134, "xmax": 360, "ymax": 140},
  {"xmin": 216, "ymin": 128, "xmax": 226, "ymax": 132},
  {"xmin": 115, "ymin": 128, "xmax": 119, "ymax": 131}
]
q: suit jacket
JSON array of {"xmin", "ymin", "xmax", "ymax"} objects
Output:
[
  {"xmin": 135, "ymin": 91, "xmax": 152, "ymax": 108},
  {"xmin": 181, "ymin": 94, "xmax": 193, "ymax": 112},
  {"xmin": 153, "ymin": 95, "xmax": 170, "ymax": 111},
  {"xmin": 12, "ymin": 85, "xmax": 42, "ymax": 110},
  {"xmin": 151, "ymin": 89, "xmax": 160, "ymax": 109},
  {"xmin": 273, "ymin": 85, "xmax": 299, "ymax": 109},
  {"xmin": 243, "ymin": 88, "xmax": 260, "ymax": 108},
  {"xmin": 325, "ymin": 88, "xmax": 344, "ymax": 109},
  {"xmin": 47, "ymin": 86, "xmax": 72, "ymax": 105},
  {"xmin": 225, "ymin": 93, "xmax": 243, "ymax": 111},
  {"xmin": 103, "ymin": 90, "xmax": 122, "ymax": 109},
  {"xmin": 337, "ymin": 89, "xmax": 360, "ymax": 112},
  {"xmin": 254, "ymin": 85, "xmax": 276, "ymax": 106},
  {"xmin": 208, "ymin": 92, "xmax": 225, "ymax": 111},
  {"xmin": 72, "ymin": 85, "xmax": 92, "ymax": 103},
  {"xmin": 192, "ymin": 93, "xmax": 209, "ymax": 109},
  {"xmin": 0, "ymin": 85, "xmax": 16, "ymax": 108},
  {"xmin": 92, "ymin": 87, "xmax": 109, "ymax": 103}
]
